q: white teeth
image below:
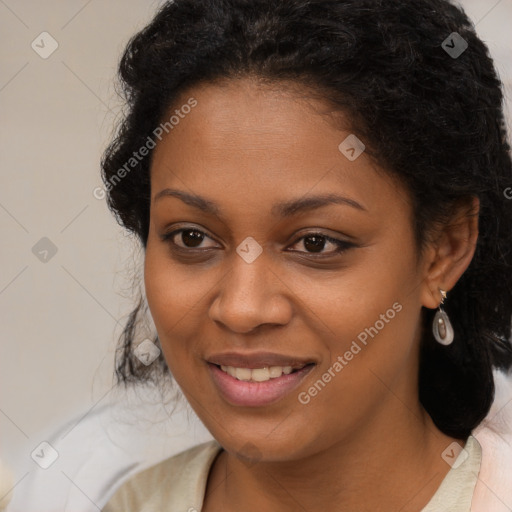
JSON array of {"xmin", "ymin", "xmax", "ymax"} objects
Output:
[
  {"xmin": 235, "ymin": 367, "xmax": 252, "ymax": 381},
  {"xmin": 269, "ymin": 366, "xmax": 283, "ymax": 378},
  {"xmin": 251, "ymin": 368, "xmax": 270, "ymax": 382},
  {"xmin": 219, "ymin": 364, "xmax": 296, "ymax": 382}
]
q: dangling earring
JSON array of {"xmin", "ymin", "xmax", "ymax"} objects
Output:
[{"xmin": 432, "ymin": 289, "xmax": 454, "ymax": 345}]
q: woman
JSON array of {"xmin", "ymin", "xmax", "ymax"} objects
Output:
[{"xmin": 101, "ymin": 0, "xmax": 512, "ymax": 510}]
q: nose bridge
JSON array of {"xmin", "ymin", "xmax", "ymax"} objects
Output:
[{"xmin": 209, "ymin": 246, "xmax": 292, "ymax": 333}]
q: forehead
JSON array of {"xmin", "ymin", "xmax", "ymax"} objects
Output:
[
  {"xmin": 154, "ymin": 77, "xmax": 345, "ymax": 161},
  {"xmin": 149, "ymin": 77, "xmax": 407, "ymax": 221}
]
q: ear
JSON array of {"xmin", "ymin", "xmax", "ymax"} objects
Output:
[{"xmin": 420, "ymin": 196, "xmax": 479, "ymax": 309}]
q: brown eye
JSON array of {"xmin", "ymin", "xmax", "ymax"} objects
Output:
[
  {"xmin": 178, "ymin": 229, "xmax": 205, "ymax": 248},
  {"xmin": 289, "ymin": 233, "xmax": 353, "ymax": 256},
  {"xmin": 302, "ymin": 235, "xmax": 329, "ymax": 253},
  {"xmin": 161, "ymin": 228, "xmax": 217, "ymax": 249}
]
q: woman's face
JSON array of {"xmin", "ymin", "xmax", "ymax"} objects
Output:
[{"xmin": 145, "ymin": 77, "xmax": 432, "ymax": 461}]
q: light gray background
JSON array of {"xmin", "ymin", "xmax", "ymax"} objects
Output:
[{"xmin": 1, "ymin": 0, "xmax": 511, "ymax": 484}]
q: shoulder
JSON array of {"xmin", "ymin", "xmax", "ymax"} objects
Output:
[
  {"xmin": 421, "ymin": 435, "xmax": 482, "ymax": 512},
  {"xmin": 102, "ymin": 439, "xmax": 222, "ymax": 512}
]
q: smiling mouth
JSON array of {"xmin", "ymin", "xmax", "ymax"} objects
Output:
[
  {"xmin": 213, "ymin": 363, "xmax": 315, "ymax": 383},
  {"xmin": 208, "ymin": 361, "xmax": 316, "ymax": 407}
]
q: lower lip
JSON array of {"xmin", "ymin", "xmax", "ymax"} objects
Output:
[{"xmin": 207, "ymin": 362, "xmax": 314, "ymax": 407}]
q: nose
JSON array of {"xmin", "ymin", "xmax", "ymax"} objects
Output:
[{"xmin": 208, "ymin": 250, "xmax": 294, "ymax": 334}]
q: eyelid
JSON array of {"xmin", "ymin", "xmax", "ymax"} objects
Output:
[
  {"xmin": 160, "ymin": 226, "xmax": 220, "ymax": 248},
  {"xmin": 160, "ymin": 225, "xmax": 355, "ymax": 257},
  {"xmin": 287, "ymin": 234, "xmax": 353, "ymax": 255}
]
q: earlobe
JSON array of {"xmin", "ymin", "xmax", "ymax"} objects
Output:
[
  {"xmin": 420, "ymin": 196, "xmax": 479, "ymax": 310},
  {"xmin": 421, "ymin": 281, "xmax": 440, "ymax": 310}
]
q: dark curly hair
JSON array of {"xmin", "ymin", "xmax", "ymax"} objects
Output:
[{"xmin": 101, "ymin": 0, "xmax": 512, "ymax": 439}]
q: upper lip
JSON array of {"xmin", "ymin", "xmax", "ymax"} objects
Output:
[{"xmin": 206, "ymin": 351, "xmax": 315, "ymax": 370}]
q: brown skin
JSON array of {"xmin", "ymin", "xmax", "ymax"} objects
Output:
[{"xmin": 144, "ymin": 77, "xmax": 479, "ymax": 512}]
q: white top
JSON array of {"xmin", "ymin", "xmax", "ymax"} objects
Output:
[{"xmin": 102, "ymin": 435, "xmax": 482, "ymax": 511}]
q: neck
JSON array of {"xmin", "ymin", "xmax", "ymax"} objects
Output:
[{"xmin": 204, "ymin": 404, "xmax": 461, "ymax": 512}]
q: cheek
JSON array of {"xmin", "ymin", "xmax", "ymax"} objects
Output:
[
  {"xmin": 295, "ymin": 290, "xmax": 419, "ymax": 445},
  {"xmin": 144, "ymin": 240, "xmax": 195, "ymax": 348},
  {"xmin": 144, "ymin": 236, "xmax": 206, "ymax": 325},
  {"xmin": 306, "ymin": 279, "xmax": 412, "ymax": 387},
  {"xmin": 304, "ymin": 237, "xmax": 420, "ymax": 394},
  {"xmin": 143, "ymin": 237, "xmax": 221, "ymax": 377},
  {"xmin": 306, "ymin": 245, "xmax": 415, "ymax": 350}
]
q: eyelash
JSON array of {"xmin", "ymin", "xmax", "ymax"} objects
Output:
[{"xmin": 160, "ymin": 227, "xmax": 354, "ymax": 258}]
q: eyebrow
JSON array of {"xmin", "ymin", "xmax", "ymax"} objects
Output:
[{"xmin": 153, "ymin": 188, "xmax": 367, "ymax": 218}]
